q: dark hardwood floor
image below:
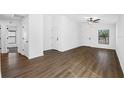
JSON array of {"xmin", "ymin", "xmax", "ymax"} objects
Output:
[{"xmin": 1, "ymin": 46, "xmax": 124, "ymax": 78}]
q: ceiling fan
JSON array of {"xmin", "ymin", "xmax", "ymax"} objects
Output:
[{"xmin": 87, "ymin": 17, "xmax": 101, "ymax": 23}]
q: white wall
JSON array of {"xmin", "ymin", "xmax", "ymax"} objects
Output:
[
  {"xmin": 28, "ymin": 14, "xmax": 44, "ymax": 59},
  {"xmin": 43, "ymin": 15, "xmax": 53, "ymax": 50},
  {"xmin": 0, "ymin": 53, "xmax": 1, "ymax": 78},
  {"xmin": 18, "ymin": 14, "xmax": 44, "ymax": 59},
  {"xmin": 18, "ymin": 16, "xmax": 29, "ymax": 57},
  {"xmin": 81, "ymin": 23, "xmax": 116, "ymax": 49},
  {"xmin": 43, "ymin": 15, "xmax": 81, "ymax": 52},
  {"xmin": 116, "ymin": 15, "xmax": 124, "ymax": 73},
  {"xmin": 17, "ymin": 19, "xmax": 23, "ymax": 54}
]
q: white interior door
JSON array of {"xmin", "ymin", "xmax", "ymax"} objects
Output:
[
  {"xmin": 86, "ymin": 24, "xmax": 93, "ymax": 47},
  {"xmin": 87, "ymin": 31, "xmax": 93, "ymax": 47},
  {"xmin": 51, "ymin": 27, "xmax": 59, "ymax": 50}
]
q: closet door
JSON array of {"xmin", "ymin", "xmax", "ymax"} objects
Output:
[{"xmin": 51, "ymin": 26, "xmax": 59, "ymax": 50}]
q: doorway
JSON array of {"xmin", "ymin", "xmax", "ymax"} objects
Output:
[{"xmin": 6, "ymin": 25, "xmax": 18, "ymax": 53}]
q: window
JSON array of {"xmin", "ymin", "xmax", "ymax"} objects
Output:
[{"xmin": 98, "ymin": 29, "xmax": 109, "ymax": 44}]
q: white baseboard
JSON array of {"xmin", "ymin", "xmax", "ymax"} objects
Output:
[{"xmin": 28, "ymin": 53, "xmax": 44, "ymax": 59}]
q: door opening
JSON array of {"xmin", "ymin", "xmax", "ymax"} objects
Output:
[{"xmin": 7, "ymin": 25, "xmax": 18, "ymax": 53}]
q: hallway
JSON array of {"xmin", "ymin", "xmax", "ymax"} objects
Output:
[{"xmin": 1, "ymin": 46, "xmax": 123, "ymax": 78}]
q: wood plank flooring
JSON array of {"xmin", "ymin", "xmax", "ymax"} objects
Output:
[{"xmin": 1, "ymin": 46, "xmax": 124, "ymax": 78}]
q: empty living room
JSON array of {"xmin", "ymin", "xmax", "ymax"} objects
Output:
[
  {"xmin": 0, "ymin": 14, "xmax": 124, "ymax": 78},
  {"xmin": 1, "ymin": 0, "xmax": 124, "ymax": 93}
]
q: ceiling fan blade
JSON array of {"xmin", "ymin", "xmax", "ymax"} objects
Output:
[
  {"xmin": 94, "ymin": 21, "xmax": 99, "ymax": 23},
  {"xmin": 93, "ymin": 19, "xmax": 101, "ymax": 22}
]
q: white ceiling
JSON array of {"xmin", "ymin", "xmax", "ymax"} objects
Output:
[
  {"xmin": 67, "ymin": 14, "xmax": 119, "ymax": 24},
  {"xmin": 0, "ymin": 14, "xmax": 27, "ymax": 20},
  {"xmin": 0, "ymin": 14, "xmax": 120, "ymax": 24}
]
